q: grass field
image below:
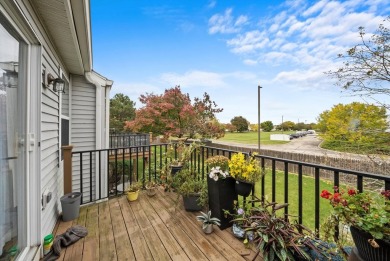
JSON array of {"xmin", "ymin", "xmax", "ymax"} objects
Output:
[
  {"xmin": 250, "ymin": 169, "xmax": 334, "ymax": 232},
  {"xmin": 218, "ymin": 131, "xmax": 294, "ymax": 145}
]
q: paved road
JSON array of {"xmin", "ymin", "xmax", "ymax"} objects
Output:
[{"xmin": 213, "ymin": 135, "xmax": 389, "ymax": 162}]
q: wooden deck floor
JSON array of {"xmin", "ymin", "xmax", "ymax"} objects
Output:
[{"xmin": 53, "ymin": 188, "xmax": 262, "ymax": 261}]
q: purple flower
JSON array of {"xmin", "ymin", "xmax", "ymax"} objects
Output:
[{"xmin": 237, "ymin": 208, "xmax": 244, "ymax": 215}]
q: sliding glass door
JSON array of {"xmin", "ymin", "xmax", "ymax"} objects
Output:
[{"xmin": 0, "ymin": 14, "xmax": 27, "ymax": 260}]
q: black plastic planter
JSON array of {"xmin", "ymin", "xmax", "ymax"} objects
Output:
[
  {"xmin": 235, "ymin": 180, "xmax": 253, "ymax": 197},
  {"xmin": 350, "ymin": 226, "xmax": 390, "ymax": 261},
  {"xmin": 183, "ymin": 194, "xmax": 202, "ymax": 211},
  {"xmin": 207, "ymin": 177, "xmax": 237, "ymax": 230}
]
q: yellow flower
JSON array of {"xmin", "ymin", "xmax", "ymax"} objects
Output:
[{"xmin": 228, "ymin": 152, "xmax": 262, "ymax": 183}]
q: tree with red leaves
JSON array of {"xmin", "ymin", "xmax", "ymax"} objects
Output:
[{"xmin": 125, "ymin": 86, "xmax": 224, "ymax": 139}]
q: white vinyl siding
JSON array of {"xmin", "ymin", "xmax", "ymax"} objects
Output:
[
  {"xmin": 71, "ymin": 75, "xmax": 96, "ymax": 203},
  {"xmin": 40, "ymin": 59, "xmax": 60, "ymax": 237}
]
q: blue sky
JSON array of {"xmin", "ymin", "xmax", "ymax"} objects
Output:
[{"xmin": 91, "ymin": 0, "xmax": 390, "ymax": 125}]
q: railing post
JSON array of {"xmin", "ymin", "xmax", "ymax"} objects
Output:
[{"xmin": 62, "ymin": 145, "xmax": 74, "ymax": 194}]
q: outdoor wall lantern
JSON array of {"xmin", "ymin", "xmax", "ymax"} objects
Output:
[
  {"xmin": 47, "ymin": 73, "xmax": 65, "ymax": 93},
  {"xmin": 3, "ymin": 71, "xmax": 18, "ymax": 88}
]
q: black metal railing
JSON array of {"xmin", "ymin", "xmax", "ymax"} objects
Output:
[{"xmin": 71, "ymin": 143, "xmax": 390, "ymax": 236}]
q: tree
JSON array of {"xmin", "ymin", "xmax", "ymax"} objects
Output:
[
  {"xmin": 110, "ymin": 93, "xmax": 136, "ymax": 133},
  {"xmin": 192, "ymin": 92, "xmax": 225, "ymax": 139},
  {"xmin": 230, "ymin": 116, "xmax": 249, "ymax": 132},
  {"xmin": 317, "ymin": 102, "xmax": 387, "ymax": 143},
  {"xmin": 224, "ymin": 123, "xmax": 237, "ymax": 133},
  {"xmin": 277, "ymin": 121, "xmax": 295, "ymax": 131},
  {"xmin": 125, "ymin": 86, "xmax": 224, "ymax": 139},
  {"xmin": 327, "ymin": 17, "xmax": 390, "ymax": 110},
  {"xmin": 250, "ymin": 124, "xmax": 258, "ymax": 132},
  {"xmin": 260, "ymin": 121, "xmax": 274, "ymax": 132}
]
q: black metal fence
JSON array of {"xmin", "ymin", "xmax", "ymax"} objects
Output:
[
  {"xmin": 109, "ymin": 133, "xmax": 150, "ymax": 151},
  {"xmin": 71, "ymin": 143, "xmax": 390, "ymax": 235}
]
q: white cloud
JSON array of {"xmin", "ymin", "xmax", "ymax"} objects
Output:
[
  {"xmin": 160, "ymin": 70, "xmax": 226, "ymax": 88},
  {"xmin": 207, "ymin": 0, "xmax": 216, "ymax": 9},
  {"xmin": 227, "ymin": 30, "xmax": 269, "ymax": 53},
  {"xmin": 208, "ymin": 8, "xmax": 248, "ymax": 34},
  {"xmin": 243, "ymin": 59, "xmax": 258, "ymax": 66},
  {"xmin": 302, "ymin": 0, "xmax": 327, "ymax": 17},
  {"xmin": 111, "ymin": 82, "xmax": 162, "ymax": 106},
  {"xmin": 207, "ymin": 0, "xmax": 389, "ymax": 83},
  {"xmin": 235, "ymin": 15, "xmax": 248, "ymax": 26},
  {"xmin": 159, "ymin": 70, "xmax": 257, "ymax": 89}
]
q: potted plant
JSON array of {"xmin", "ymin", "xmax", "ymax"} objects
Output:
[
  {"xmin": 166, "ymin": 140, "xmax": 199, "ymax": 173},
  {"xmin": 159, "ymin": 141, "xmax": 200, "ymax": 191},
  {"xmin": 239, "ymin": 199, "xmax": 328, "ymax": 260},
  {"xmin": 173, "ymin": 168, "xmax": 208, "ymax": 211},
  {"xmin": 196, "ymin": 210, "xmax": 221, "ymax": 234},
  {"xmin": 125, "ymin": 181, "xmax": 142, "ymax": 202},
  {"xmin": 228, "ymin": 152, "xmax": 262, "ymax": 197},
  {"xmin": 145, "ymin": 181, "xmax": 158, "ymax": 197},
  {"xmin": 206, "ymin": 155, "xmax": 237, "ymax": 229},
  {"xmin": 321, "ymin": 187, "xmax": 390, "ymax": 260}
]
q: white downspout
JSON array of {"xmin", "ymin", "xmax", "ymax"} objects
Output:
[{"xmin": 85, "ymin": 71, "xmax": 113, "ymax": 200}]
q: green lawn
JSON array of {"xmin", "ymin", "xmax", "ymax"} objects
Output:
[
  {"xmin": 238, "ymin": 169, "xmax": 335, "ymax": 233},
  {"xmin": 218, "ymin": 131, "xmax": 294, "ymax": 145}
]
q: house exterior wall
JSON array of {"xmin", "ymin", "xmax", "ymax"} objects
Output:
[
  {"xmin": 1, "ymin": 1, "xmax": 111, "ymax": 258},
  {"xmin": 1, "ymin": 0, "xmax": 69, "ymax": 256},
  {"xmin": 70, "ymin": 75, "xmax": 96, "ymax": 202}
]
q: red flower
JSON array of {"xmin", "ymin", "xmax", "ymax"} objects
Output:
[
  {"xmin": 348, "ymin": 189, "xmax": 356, "ymax": 196},
  {"xmin": 381, "ymin": 190, "xmax": 390, "ymax": 200},
  {"xmin": 321, "ymin": 190, "xmax": 332, "ymax": 199},
  {"xmin": 333, "ymin": 193, "xmax": 341, "ymax": 203}
]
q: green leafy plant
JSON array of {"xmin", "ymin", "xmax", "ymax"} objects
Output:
[
  {"xmin": 196, "ymin": 211, "xmax": 221, "ymax": 229},
  {"xmin": 228, "ymin": 152, "xmax": 262, "ymax": 183},
  {"xmin": 165, "ymin": 140, "xmax": 200, "ymax": 167},
  {"xmin": 125, "ymin": 181, "xmax": 142, "ymax": 193},
  {"xmin": 321, "ymin": 187, "xmax": 390, "ymax": 249},
  {"xmin": 240, "ymin": 199, "xmax": 327, "ymax": 261},
  {"xmin": 172, "ymin": 168, "xmax": 208, "ymax": 207},
  {"xmin": 159, "ymin": 141, "xmax": 200, "ymax": 191}
]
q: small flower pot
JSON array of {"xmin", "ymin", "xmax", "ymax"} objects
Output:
[
  {"xmin": 203, "ymin": 224, "xmax": 214, "ymax": 234},
  {"xmin": 127, "ymin": 190, "xmax": 139, "ymax": 201},
  {"xmin": 170, "ymin": 165, "xmax": 183, "ymax": 177},
  {"xmin": 146, "ymin": 187, "xmax": 157, "ymax": 197},
  {"xmin": 235, "ymin": 180, "xmax": 253, "ymax": 197}
]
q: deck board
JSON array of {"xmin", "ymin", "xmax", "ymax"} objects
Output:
[{"xmin": 52, "ymin": 188, "xmax": 262, "ymax": 260}]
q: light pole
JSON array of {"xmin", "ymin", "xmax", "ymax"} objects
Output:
[{"xmin": 258, "ymin": 84, "xmax": 262, "ymax": 153}]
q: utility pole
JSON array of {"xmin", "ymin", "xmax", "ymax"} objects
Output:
[{"xmin": 258, "ymin": 84, "xmax": 262, "ymax": 153}]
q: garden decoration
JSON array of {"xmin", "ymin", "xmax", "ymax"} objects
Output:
[{"xmin": 145, "ymin": 181, "xmax": 158, "ymax": 197}]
